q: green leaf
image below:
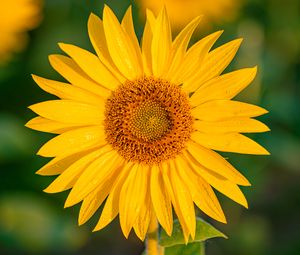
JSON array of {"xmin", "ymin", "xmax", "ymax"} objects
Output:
[
  {"xmin": 164, "ymin": 242, "xmax": 205, "ymax": 255},
  {"xmin": 159, "ymin": 217, "xmax": 227, "ymax": 247}
]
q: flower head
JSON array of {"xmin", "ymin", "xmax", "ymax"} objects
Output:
[
  {"xmin": 0, "ymin": 0, "xmax": 42, "ymax": 64},
  {"xmin": 26, "ymin": 5, "xmax": 269, "ymax": 241}
]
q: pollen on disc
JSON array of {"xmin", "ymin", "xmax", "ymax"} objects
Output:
[
  {"xmin": 104, "ymin": 77, "xmax": 193, "ymax": 165},
  {"xmin": 131, "ymin": 101, "xmax": 171, "ymax": 142}
]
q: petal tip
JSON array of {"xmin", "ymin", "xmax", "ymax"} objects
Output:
[
  {"xmin": 239, "ymin": 176, "xmax": 252, "ymax": 187},
  {"xmin": 221, "ymin": 217, "xmax": 227, "ymax": 224},
  {"xmin": 214, "ymin": 30, "xmax": 224, "ymax": 37},
  {"xmin": 93, "ymin": 221, "xmax": 104, "ymax": 232},
  {"xmin": 31, "ymin": 74, "xmax": 43, "ymax": 85},
  {"xmin": 237, "ymin": 38, "xmax": 244, "ymax": 43},
  {"xmin": 36, "ymin": 149, "xmax": 47, "ymax": 157},
  {"xmin": 103, "ymin": 4, "xmax": 113, "ymax": 16},
  {"xmin": 64, "ymin": 191, "xmax": 82, "ymax": 208},
  {"xmin": 125, "ymin": 5, "xmax": 132, "ymax": 13},
  {"xmin": 27, "ymin": 104, "xmax": 34, "ymax": 111},
  {"xmin": 215, "ymin": 210, "xmax": 227, "ymax": 224},
  {"xmin": 165, "ymin": 226, "xmax": 173, "ymax": 236},
  {"xmin": 35, "ymin": 169, "xmax": 44, "ymax": 175},
  {"xmin": 43, "ymin": 188, "xmax": 52, "ymax": 194},
  {"xmin": 48, "ymin": 54, "xmax": 56, "ymax": 62},
  {"xmin": 78, "ymin": 216, "xmax": 86, "ymax": 226},
  {"xmin": 58, "ymin": 42, "xmax": 67, "ymax": 50},
  {"xmin": 256, "ymin": 145, "xmax": 270, "ymax": 155},
  {"xmin": 251, "ymin": 65, "xmax": 258, "ymax": 76},
  {"xmin": 242, "ymin": 198, "xmax": 249, "ymax": 209},
  {"xmin": 146, "ymin": 9, "xmax": 155, "ymax": 18},
  {"xmin": 243, "ymin": 180, "xmax": 252, "ymax": 187},
  {"xmin": 89, "ymin": 12, "xmax": 97, "ymax": 19},
  {"xmin": 24, "ymin": 119, "xmax": 32, "ymax": 128},
  {"xmin": 228, "ymin": 38, "xmax": 243, "ymax": 49},
  {"xmin": 31, "ymin": 73, "xmax": 37, "ymax": 80},
  {"xmin": 123, "ymin": 230, "xmax": 130, "ymax": 239},
  {"xmin": 64, "ymin": 199, "xmax": 73, "ymax": 208}
]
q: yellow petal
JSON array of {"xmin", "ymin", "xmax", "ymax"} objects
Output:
[
  {"xmin": 183, "ymin": 38, "xmax": 242, "ymax": 93},
  {"xmin": 196, "ymin": 177, "xmax": 227, "ymax": 223},
  {"xmin": 191, "ymin": 132, "xmax": 270, "ymax": 155},
  {"xmin": 172, "ymin": 16, "xmax": 202, "ymax": 54},
  {"xmin": 160, "ymin": 161, "xmax": 191, "ymax": 243},
  {"xmin": 37, "ymin": 126, "xmax": 106, "ymax": 157},
  {"xmin": 201, "ymin": 39, "xmax": 243, "ymax": 82},
  {"xmin": 65, "ymin": 150, "xmax": 122, "ymax": 207},
  {"xmin": 133, "ymin": 205, "xmax": 151, "ymax": 241},
  {"xmin": 49, "ymin": 54, "xmax": 110, "ymax": 98},
  {"xmin": 146, "ymin": 9, "xmax": 156, "ymax": 32},
  {"xmin": 119, "ymin": 164, "xmax": 148, "ymax": 238},
  {"xmin": 133, "ymin": 166, "xmax": 152, "ymax": 241},
  {"xmin": 121, "ymin": 6, "xmax": 143, "ymax": 72},
  {"xmin": 175, "ymin": 156, "xmax": 226, "ymax": 223},
  {"xmin": 103, "ymin": 5, "xmax": 142, "ymax": 80},
  {"xmin": 79, "ymin": 188, "xmax": 109, "ymax": 226},
  {"xmin": 44, "ymin": 147, "xmax": 111, "ymax": 193},
  {"xmin": 29, "ymin": 100, "xmax": 104, "ymax": 125},
  {"xmin": 78, "ymin": 161, "xmax": 124, "ymax": 225},
  {"xmin": 190, "ymin": 67, "xmax": 258, "ymax": 106},
  {"xmin": 25, "ymin": 117, "xmax": 85, "ymax": 134},
  {"xmin": 193, "ymin": 118, "xmax": 270, "ymax": 134},
  {"xmin": 187, "ymin": 142, "xmax": 250, "ymax": 186},
  {"xmin": 151, "ymin": 7, "xmax": 172, "ymax": 77},
  {"xmin": 169, "ymin": 160, "xmax": 196, "ymax": 240},
  {"xmin": 32, "ymin": 75, "xmax": 103, "ymax": 106},
  {"xmin": 141, "ymin": 12, "xmax": 154, "ymax": 75},
  {"xmin": 203, "ymin": 38, "xmax": 243, "ymax": 79},
  {"xmin": 185, "ymin": 151, "xmax": 248, "ymax": 208},
  {"xmin": 36, "ymin": 147, "xmax": 99, "ymax": 176},
  {"xmin": 88, "ymin": 13, "xmax": 126, "ymax": 83},
  {"xmin": 59, "ymin": 43, "xmax": 120, "ymax": 90},
  {"xmin": 176, "ymin": 31, "xmax": 223, "ymax": 85},
  {"xmin": 192, "ymin": 100, "xmax": 268, "ymax": 121},
  {"xmin": 150, "ymin": 164, "xmax": 173, "ymax": 236},
  {"xmin": 93, "ymin": 162, "xmax": 133, "ymax": 231},
  {"xmin": 166, "ymin": 16, "xmax": 202, "ymax": 81}
]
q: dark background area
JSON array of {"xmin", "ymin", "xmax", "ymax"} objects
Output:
[{"xmin": 0, "ymin": 0, "xmax": 299, "ymax": 254}]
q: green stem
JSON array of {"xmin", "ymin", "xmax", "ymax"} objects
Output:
[
  {"xmin": 199, "ymin": 242, "xmax": 205, "ymax": 255},
  {"xmin": 146, "ymin": 214, "xmax": 164, "ymax": 255}
]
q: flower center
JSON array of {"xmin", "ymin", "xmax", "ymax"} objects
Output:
[
  {"xmin": 131, "ymin": 101, "xmax": 171, "ymax": 142},
  {"xmin": 104, "ymin": 77, "xmax": 193, "ymax": 165}
]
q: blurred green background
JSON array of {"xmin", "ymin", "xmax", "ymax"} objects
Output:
[{"xmin": 0, "ymin": 0, "xmax": 299, "ymax": 254}]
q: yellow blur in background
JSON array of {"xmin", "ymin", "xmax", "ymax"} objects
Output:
[
  {"xmin": 0, "ymin": 0, "xmax": 42, "ymax": 64},
  {"xmin": 137, "ymin": 0, "xmax": 242, "ymax": 29}
]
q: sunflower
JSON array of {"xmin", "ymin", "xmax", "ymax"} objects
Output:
[
  {"xmin": 137, "ymin": 0, "xmax": 242, "ymax": 29},
  {"xmin": 0, "ymin": 0, "xmax": 42, "ymax": 64},
  {"xmin": 26, "ymin": 5, "xmax": 269, "ymax": 241}
]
